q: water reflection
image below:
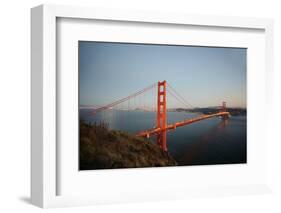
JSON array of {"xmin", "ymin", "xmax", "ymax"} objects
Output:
[
  {"xmin": 175, "ymin": 119, "xmax": 229, "ymax": 165},
  {"xmin": 80, "ymin": 109, "xmax": 246, "ymax": 166}
]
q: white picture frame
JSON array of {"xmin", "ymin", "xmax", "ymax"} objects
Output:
[{"xmin": 31, "ymin": 4, "xmax": 274, "ymax": 208}]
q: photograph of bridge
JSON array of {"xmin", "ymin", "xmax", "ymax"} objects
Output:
[{"xmin": 79, "ymin": 41, "xmax": 247, "ymax": 170}]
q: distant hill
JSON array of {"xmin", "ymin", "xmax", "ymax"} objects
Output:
[
  {"xmin": 169, "ymin": 107, "xmax": 246, "ymax": 116},
  {"xmin": 79, "ymin": 121, "xmax": 177, "ymax": 170},
  {"xmin": 189, "ymin": 107, "xmax": 247, "ymax": 116}
]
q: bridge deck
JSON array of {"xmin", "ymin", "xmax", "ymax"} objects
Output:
[{"xmin": 136, "ymin": 112, "xmax": 230, "ymax": 138}]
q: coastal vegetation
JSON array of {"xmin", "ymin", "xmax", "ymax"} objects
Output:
[{"xmin": 79, "ymin": 121, "xmax": 177, "ymax": 170}]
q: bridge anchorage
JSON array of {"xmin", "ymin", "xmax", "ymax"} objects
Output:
[{"xmin": 136, "ymin": 80, "xmax": 230, "ymax": 152}]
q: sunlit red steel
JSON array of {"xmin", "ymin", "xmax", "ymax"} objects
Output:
[
  {"xmin": 136, "ymin": 101, "xmax": 230, "ymax": 151},
  {"xmin": 90, "ymin": 79, "xmax": 230, "ymax": 152},
  {"xmin": 92, "ymin": 83, "xmax": 157, "ymax": 114},
  {"xmin": 156, "ymin": 81, "xmax": 167, "ymax": 151}
]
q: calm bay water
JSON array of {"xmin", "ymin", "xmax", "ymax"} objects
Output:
[{"xmin": 80, "ymin": 109, "xmax": 247, "ymax": 166}]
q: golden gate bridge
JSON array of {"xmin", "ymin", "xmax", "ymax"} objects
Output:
[{"xmin": 91, "ymin": 81, "xmax": 230, "ymax": 151}]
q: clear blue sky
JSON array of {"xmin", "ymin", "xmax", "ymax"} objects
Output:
[{"xmin": 79, "ymin": 41, "xmax": 246, "ymax": 108}]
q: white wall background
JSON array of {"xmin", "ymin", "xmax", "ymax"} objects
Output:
[{"xmin": 0, "ymin": 0, "xmax": 280, "ymax": 212}]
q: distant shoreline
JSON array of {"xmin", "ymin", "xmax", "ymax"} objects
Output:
[{"xmin": 79, "ymin": 107, "xmax": 246, "ymax": 116}]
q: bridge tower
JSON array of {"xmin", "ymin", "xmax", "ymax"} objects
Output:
[
  {"xmin": 221, "ymin": 101, "xmax": 229, "ymax": 120},
  {"xmin": 157, "ymin": 81, "xmax": 167, "ymax": 151},
  {"xmin": 221, "ymin": 101, "xmax": 226, "ymax": 112}
]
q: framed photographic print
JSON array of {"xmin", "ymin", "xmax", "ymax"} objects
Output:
[
  {"xmin": 78, "ymin": 41, "xmax": 246, "ymax": 169},
  {"xmin": 31, "ymin": 4, "xmax": 274, "ymax": 208}
]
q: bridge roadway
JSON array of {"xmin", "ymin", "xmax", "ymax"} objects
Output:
[{"xmin": 136, "ymin": 111, "xmax": 230, "ymax": 138}]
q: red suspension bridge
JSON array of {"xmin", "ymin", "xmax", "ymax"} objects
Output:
[{"xmin": 92, "ymin": 81, "xmax": 230, "ymax": 151}]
